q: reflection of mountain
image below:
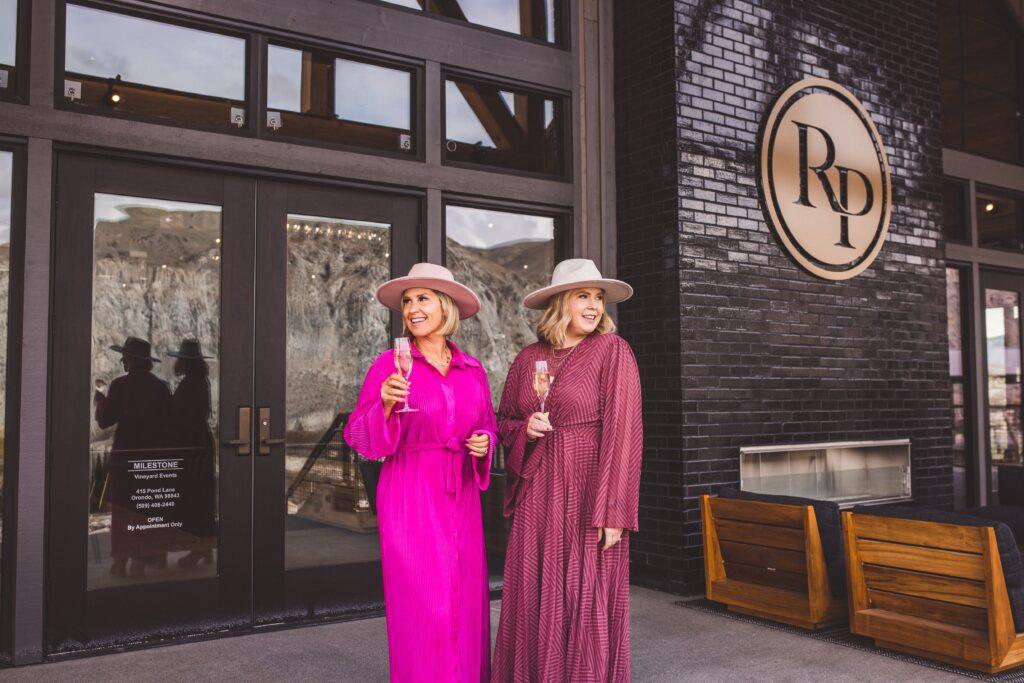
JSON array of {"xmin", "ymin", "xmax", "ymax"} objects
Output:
[
  {"xmin": 91, "ymin": 207, "xmax": 222, "ymax": 443},
  {"xmin": 89, "ymin": 205, "xmax": 551, "ymax": 443},
  {"xmin": 448, "ymin": 239, "xmax": 552, "ymax": 402}
]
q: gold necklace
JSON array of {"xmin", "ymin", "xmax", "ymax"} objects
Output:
[{"xmin": 419, "ymin": 343, "xmax": 451, "ymax": 370}]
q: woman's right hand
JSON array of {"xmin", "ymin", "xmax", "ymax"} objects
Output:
[
  {"xmin": 380, "ymin": 373, "xmax": 410, "ymax": 411},
  {"xmin": 526, "ymin": 412, "xmax": 552, "ymax": 441}
]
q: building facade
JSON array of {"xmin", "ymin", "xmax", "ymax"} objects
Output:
[{"xmin": 0, "ymin": 0, "xmax": 1014, "ymax": 668}]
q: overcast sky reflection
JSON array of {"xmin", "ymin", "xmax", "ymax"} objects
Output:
[
  {"xmin": 65, "ymin": 4, "xmax": 245, "ymax": 101},
  {"xmin": 1, "ymin": 0, "xmax": 16, "ymax": 66},
  {"xmin": 446, "ymin": 205, "xmax": 553, "ymax": 249}
]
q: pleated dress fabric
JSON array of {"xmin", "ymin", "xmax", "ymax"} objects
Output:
[
  {"xmin": 492, "ymin": 333, "xmax": 643, "ymax": 683},
  {"xmin": 343, "ymin": 340, "xmax": 497, "ymax": 683}
]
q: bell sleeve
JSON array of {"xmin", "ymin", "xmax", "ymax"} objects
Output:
[
  {"xmin": 470, "ymin": 367, "xmax": 498, "ymax": 491},
  {"xmin": 591, "ymin": 336, "xmax": 643, "ymax": 532},
  {"xmin": 343, "ymin": 352, "xmax": 403, "ymax": 460},
  {"xmin": 497, "ymin": 353, "xmax": 530, "ymax": 481}
]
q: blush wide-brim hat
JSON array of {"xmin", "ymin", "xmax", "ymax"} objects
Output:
[
  {"xmin": 375, "ymin": 262, "xmax": 481, "ymax": 319},
  {"xmin": 523, "ymin": 258, "xmax": 633, "ymax": 310}
]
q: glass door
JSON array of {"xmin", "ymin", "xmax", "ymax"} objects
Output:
[
  {"xmin": 981, "ymin": 270, "xmax": 1024, "ymax": 506},
  {"xmin": 252, "ymin": 181, "xmax": 419, "ymax": 624},
  {"xmin": 47, "ymin": 156, "xmax": 421, "ymax": 653},
  {"xmin": 47, "ymin": 155, "xmax": 255, "ymax": 652}
]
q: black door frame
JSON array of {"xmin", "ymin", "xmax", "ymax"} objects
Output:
[{"xmin": 45, "ymin": 152, "xmax": 423, "ymax": 655}]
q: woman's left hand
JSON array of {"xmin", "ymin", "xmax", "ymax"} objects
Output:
[
  {"xmin": 597, "ymin": 527, "xmax": 624, "ymax": 551},
  {"xmin": 465, "ymin": 432, "xmax": 490, "ymax": 458}
]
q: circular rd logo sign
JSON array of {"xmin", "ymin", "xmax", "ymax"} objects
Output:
[{"xmin": 757, "ymin": 78, "xmax": 892, "ymax": 280}]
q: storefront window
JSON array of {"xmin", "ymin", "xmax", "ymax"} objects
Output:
[
  {"xmin": 444, "ymin": 204, "xmax": 557, "ymax": 566},
  {"xmin": 381, "ymin": 0, "xmax": 561, "ymax": 43},
  {"xmin": 947, "ymin": 268, "xmax": 970, "ymax": 508},
  {"xmin": 977, "ymin": 185, "xmax": 1024, "ymax": 251},
  {"xmin": 445, "ymin": 77, "xmax": 565, "ymax": 176},
  {"xmin": 943, "ymin": 179, "xmax": 968, "ymax": 243},
  {"xmin": 939, "ymin": 0, "xmax": 1022, "ymax": 163},
  {"xmin": 0, "ymin": 0, "xmax": 17, "ymax": 94},
  {"xmin": 63, "ymin": 4, "xmax": 248, "ymax": 130},
  {"xmin": 266, "ymin": 45, "xmax": 416, "ymax": 155}
]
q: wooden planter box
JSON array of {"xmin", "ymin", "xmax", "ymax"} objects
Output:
[
  {"xmin": 701, "ymin": 494, "xmax": 846, "ymax": 630},
  {"xmin": 844, "ymin": 510, "xmax": 1024, "ymax": 674}
]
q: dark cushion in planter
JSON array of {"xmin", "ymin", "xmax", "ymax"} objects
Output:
[
  {"xmin": 717, "ymin": 488, "xmax": 845, "ymax": 597},
  {"xmin": 968, "ymin": 505, "xmax": 1024, "ymax": 547},
  {"xmin": 852, "ymin": 504, "xmax": 1024, "ymax": 633}
]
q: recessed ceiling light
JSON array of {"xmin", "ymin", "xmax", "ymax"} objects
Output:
[{"xmin": 986, "ymin": 202, "xmax": 996, "ymax": 212}]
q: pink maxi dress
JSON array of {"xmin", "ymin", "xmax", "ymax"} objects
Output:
[
  {"xmin": 344, "ymin": 340, "xmax": 497, "ymax": 683},
  {"xmin": 492, "ymin": 332, "xmax": 643, "ymax": 682}
]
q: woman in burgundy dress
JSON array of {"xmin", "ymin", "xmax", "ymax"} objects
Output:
[{"xmin": 493, "ymin": 259, "xmax": 643, "ymax": 682}]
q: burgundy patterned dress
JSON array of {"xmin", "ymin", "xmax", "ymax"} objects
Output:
[{"xmin": 492, "ymin": 332, "xmax": 643, "ymax": 683}]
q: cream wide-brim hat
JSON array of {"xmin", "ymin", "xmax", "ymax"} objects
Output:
[
  {"xmin": 375, "ymin": 262, "xmax": 481, "ymax": 319},
  {"xmin": 523, "ymin": 258, "xmax": 634, "ymax": 310}
]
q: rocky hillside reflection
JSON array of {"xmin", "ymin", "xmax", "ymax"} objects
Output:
[{"xmin": 88, "ymin": 202, "xmax": 552, "ymax": 447}]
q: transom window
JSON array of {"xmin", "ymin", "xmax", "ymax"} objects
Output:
[
  {"xmin": 0, "ymin": 0, "xmax": 20, "ymax": 97},
  {"xmin": 266, "ymin": 44, "xmax": 418, "ymax": 155},
  {"xmin": 62, "ymin": 4, "xmax": 248, "ymax": 130},
  {"xmin": 380, "ymin": 0, "xmax": 563, "ymax": 44},
  {"xmin": 444, "ymin": 76, "xmax": 566, "ymax": 177}
]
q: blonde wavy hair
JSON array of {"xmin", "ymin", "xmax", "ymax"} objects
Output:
[
  {"xmin": 402, "ymin": 289, "xmax": 460, "ymax": 337},
  {"xmin": 536, "ymin": 288, "xmax": 616, "ymax": 348}
]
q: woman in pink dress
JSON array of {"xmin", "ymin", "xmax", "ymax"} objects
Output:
[
  {"xmin": 344, "ymin": 263, "xmax": 496, "ymax": 683},
  {"xmin": 493, "ymin": 259, "xmax": 643, "ymax": 683}
]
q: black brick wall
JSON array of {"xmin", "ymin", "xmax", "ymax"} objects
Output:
[{"xmin": 616, "ymin": 0, "xmax": 950, "ymax": 593}]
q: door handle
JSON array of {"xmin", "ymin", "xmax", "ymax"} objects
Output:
[
  {"xmin": 222, "ymin": 406, "xmax": 252, "ymax": 456},
  {"xmin": 258, "ymin": 407, "xmax": 286, "ymax": 455}
]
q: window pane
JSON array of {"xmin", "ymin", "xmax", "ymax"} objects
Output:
[
  {"xmin": 0, "ymin": 151, "xmax": 10, "ymax": 598},
  {"xmin": 444, "ymin": 204, "xmax": 557, "ymax": 571},
  {"xmin": 381, "ymin": 0, "xmax": 424, "ymax": 9},
  {"xmin": 267, "ymin": 45, "xmax": 415, "ymax": 155},
  {"xmin": 985, "ymin": 288, "xmax": 1023, "ymax": 505},
  {"xmin": 284, "ymin": 215, "xmax": 389, "ymax": 576},
  {"xmin": 89, "ymin": 194, "xmax": 222, "ymax": 590},
  {"xmin": 431, "ymin": 0, "xmax": 559, "ymax": 42},
  {"xmin": 380, "ymin": 0, "xmax": 560, "ymax": 42},
  {"xmin": 64, "ymin": 4, "xmax": 247, "ymax": 129},
  {"xmin": 977, "ymin": 186, "xmax": 1024, "ymax": 250},
  {"xmin": 1, "ymin": 0, "xmax": 17, "ymax": 93},
  {"xmin": 943, "ymin": 179, "xmax": 968, "ymax": 243},
  {"xmin": 947, "ymin": 268, "xmax": 969, "ymax": 509},
  {"xmin": 445, "ymin": 78, "xmax": 565, "ymax": 175}
]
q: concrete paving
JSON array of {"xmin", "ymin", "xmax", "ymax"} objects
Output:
[{"xmin": 3, "ymin": 587, "xmax": 967, "ymax": 681}]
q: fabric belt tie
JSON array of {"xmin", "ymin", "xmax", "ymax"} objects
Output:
[{"xmin": 399, "ymin": 438, "xmax": 464, "ymax": 496}]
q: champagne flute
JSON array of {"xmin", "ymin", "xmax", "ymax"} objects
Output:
[
  {"xmin": 394, "ymin": 337, "xmax": 417, "ymax": 413},
  {"xmin": 533, "ymin": 360, "xmax": 551, "ymax": 414}
]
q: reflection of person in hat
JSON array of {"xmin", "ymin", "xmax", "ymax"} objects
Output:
[
  {"xmin": 167, "ymin": 339, "xmax": 216, "ymax": 569},
  {"xmin": 343, "ymin": 263, "xmax": 497, "ymax": 681},
  {"xmin": 492, "ymin": 259, "xmax": 643, "ymax": 681},
  {"xmin": 94, "ymin": 336, "xmax": 172, "ymax": 579}
]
